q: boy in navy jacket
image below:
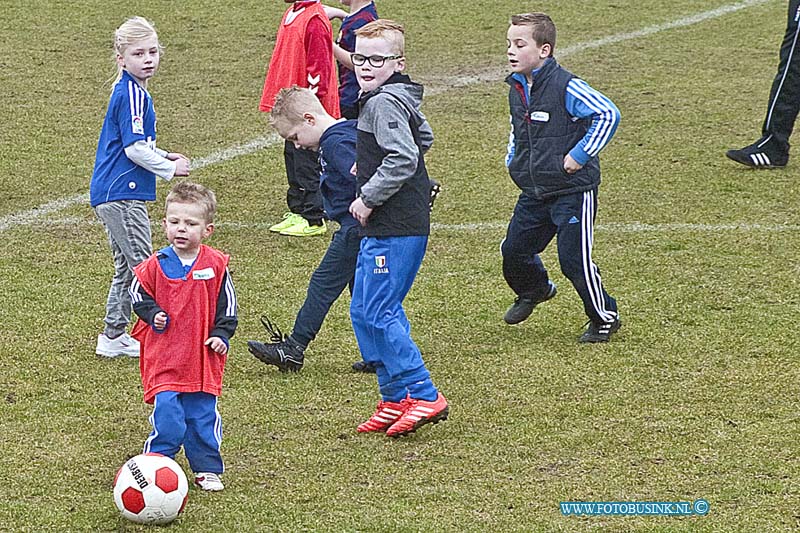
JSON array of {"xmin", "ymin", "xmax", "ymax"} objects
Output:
[
  {"xmin": 503, "ymin": 13, "xmax": 621, "ymax": 342},
  {"xmin": 248, "ymin": 86, "xmax": 364, "ymax": 372}
]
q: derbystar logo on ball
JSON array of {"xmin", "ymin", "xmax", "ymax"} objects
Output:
[{"xmin": 113, "ymin": 453, "xmax": 188, "ymax": 525}]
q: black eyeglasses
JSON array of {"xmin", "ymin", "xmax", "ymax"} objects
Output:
[{"xmin": 350, "ymin": 53, "xmax": 403, "ymax": 68}]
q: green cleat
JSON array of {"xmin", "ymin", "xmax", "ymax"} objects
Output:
[
  {"xmin": 269, "ymin": 212, "xmax": 303, "ymax": 233},
  {"xmin": 279, "ymin": 218, "xmax": 327, "ymax": 237}
]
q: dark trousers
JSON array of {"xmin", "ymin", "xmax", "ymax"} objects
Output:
[
  {"xmin": 291, "ymin": 224, "xmax": 363, "ymax": 347},
  {"xmin": 501, "ymin": 189, "xmax": 618, "ymax": 324},
  {"xmin": 284, "ymin": 140, "xmax": 324, "ymax": 225},
  {"xmin": 762, "ymin": 0, "xmax": 800, "ymax": 147}
]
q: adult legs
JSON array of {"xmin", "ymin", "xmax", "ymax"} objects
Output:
[{"xmin": 762, "ymin": 0, "xmax": 800, "ymax": 148}]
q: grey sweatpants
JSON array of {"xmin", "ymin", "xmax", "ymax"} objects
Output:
[{"xmin": 94, "ymin": 200, "xmax": 152, "ymax": 338}]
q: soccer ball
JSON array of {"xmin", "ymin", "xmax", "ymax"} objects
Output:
[{"xmin": 113, "ymin": 453, "xmax": 189, "ymax": 525}]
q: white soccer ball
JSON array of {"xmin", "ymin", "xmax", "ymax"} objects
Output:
[{"xmin": 113, "ymin": 453, "xmax": 189, "ymax": 525}]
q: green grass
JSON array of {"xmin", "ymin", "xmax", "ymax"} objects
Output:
[{"xmin": 2, "ymin": 0, "xmax": 799, "ymax": 531}]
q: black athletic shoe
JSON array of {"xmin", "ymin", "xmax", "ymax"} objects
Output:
[
  {"xmin": 429, "ymin": 179, "xmax": 441, "ymax": 212},
  {"xmin": 247, "ymin": 316, "xmax": 305, "ymax": 372},
  {"xmin": 578, "ymin": 316, "xmax": 622, "ymax": 343},
  {"xmin": 503, "ymin": 281, "xmax": 557, "ymax": 325},
  {"xmin": 352, "ymin": 360, "xmax": 377, "ymax": 373},
  {"xmin": 725, "ymin": 135, "xmax": 789, "ymax": 168}
]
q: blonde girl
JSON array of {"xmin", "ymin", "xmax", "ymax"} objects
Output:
[{"xmin": 90, "ymin": 16, "xmax": 189, "ymax": 358}]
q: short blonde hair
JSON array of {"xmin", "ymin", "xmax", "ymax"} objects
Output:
[
  {"xmin": 355, "ymin": 19, "xmax": 405, "ymax": 56},
  {"xmin": 111, "ymin": 16, "xmax": 162, "ymax": 87},
  {"xmin": 269, "ymin": 86, "xmax": 326, "ymax": 133},
  {"xmin": 165, "ymin": 181, "xmax": 217, "ymax": 224},
  {"xmin": 510, "ymin": 13, "xmax": 556, "ymax": 54}
]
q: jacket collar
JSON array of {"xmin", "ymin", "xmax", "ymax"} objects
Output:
[{"xmin": 505, "ymin": 56, "xmax": 558, "ymax": 89}]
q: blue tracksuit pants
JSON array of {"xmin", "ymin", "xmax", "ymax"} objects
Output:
[
  {"xmin": 143, "ymin": 391, "xmax": 223, "ymax": 474},
  {"xmin": 350, "ymin": 236, "xmax": 438, "ymax": 403},
  {"xmin": 501, "ymin": 188, "xmax": 618, "ymax": 324}
]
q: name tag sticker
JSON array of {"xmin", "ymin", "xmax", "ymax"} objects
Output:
[
  {"xmin": 193, "ymin": 268, "xmax": 215, "ymax": 280},
  {"xmin": 530, "ymin": 111, "xmax": 550, "ymax": 122}
]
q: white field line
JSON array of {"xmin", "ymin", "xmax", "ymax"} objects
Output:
[
  {"xmin": 35, "ymin": 217, "xmax": 800, "ymax": 234},
  {"xmin": 0, "ymin": 133, "xmax": 283, "ymax": 234},
  {"xmin": 0, "ymin": 0, "xmax": 771, "ymax": 235}
]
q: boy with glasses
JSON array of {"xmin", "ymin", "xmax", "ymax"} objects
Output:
[{"xmin": 348, "ymin": 19, "xmax": 449, "ymax": 438}]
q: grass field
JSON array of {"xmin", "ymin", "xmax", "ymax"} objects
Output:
[{"xmin": 2, "ymin": 0, "xmax": 799, "ymax": 531}]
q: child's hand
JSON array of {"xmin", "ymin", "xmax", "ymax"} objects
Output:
[
  {"xmin": 349, "ymin": 197, "xmax": 373, "ymax": 226},
  {"xmin": 153, "ymin": 311, "xmax": 169, "ymax": 331},
  {"xmin": 563, "ymin": 154, "xmax": 583, "ymax": 174},
  {"xmin": 205, "ymin": 336, "xmax": 228, "ymax": 355},
  {"xmin": 168, "ymin": 153, "xmax": 191, "ymax": 176}
]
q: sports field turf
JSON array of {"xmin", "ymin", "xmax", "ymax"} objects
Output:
[{"xmin": 1, "ymin": 0, "xmax": 798, "ymax": 530}]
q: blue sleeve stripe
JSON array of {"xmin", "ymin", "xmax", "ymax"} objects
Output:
[
  {"xmin": 567, "ymin": 80, "xmax": 611, "ymax": 152},
  {"xmin": 128, "ymin": 81, "xmax": 136, "ymax": 117},
  {"xmin": 127, "ymin": 81, "xmax": 134, "ymax": 117},
  {"xmin": 127, "ymin": 81, "xmax": 146, "ymax": 119},
  {"xmin": 566, "ymin": 79, "xmax": 619, "ymax": 156},
  {"xmin": 567, "ymin": 81, "xmax": 615, "ymax": 155}
]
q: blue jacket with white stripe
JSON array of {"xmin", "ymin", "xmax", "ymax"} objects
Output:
[{"xmin": 505, "ymin": 57, "xmax": 619, "ymax": 200}]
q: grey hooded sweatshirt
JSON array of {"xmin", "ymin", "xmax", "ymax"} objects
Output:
[{"xmin": 356, "ymin": 73, "xmax": 433, "ymax": 237}]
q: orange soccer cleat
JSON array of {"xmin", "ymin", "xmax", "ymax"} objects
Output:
[
  {"xmin": 357, "ymin": 400, "xmax": 407, "ymax": 433},
  {"xmin": 385, "ymin": 392, "xmax": 449, "ymax": 438}
]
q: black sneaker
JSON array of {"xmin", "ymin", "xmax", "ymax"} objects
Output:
[
  {"xmin": 429, "ymin": 179, "xmax": 442, "ymax": 212},
  {"xmin": 578, "ymin": 316, "xmax": 621, "ymax": 343},
  {"xmin": 352, "ymin": 360, "xmax": 377, "ymax": 373},
  {"xmin": 503, "ymin": 281, "xmax": 557, "ymax": 325},
  {"xmin": 725, "ymin": 135, "xmax": 789, "ymax": 168},
  {"xmin": 247, "ymin": 316, "xmax": 304, "ymax": 372}
]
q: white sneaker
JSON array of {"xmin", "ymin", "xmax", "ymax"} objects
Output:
[
  {"xmin": 194, "ymin": 472, "xmax": 224, "ymax": 491},
  {"xmin": 95, "ymin": 333, "xmax": 140, "ymax": 358}
]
